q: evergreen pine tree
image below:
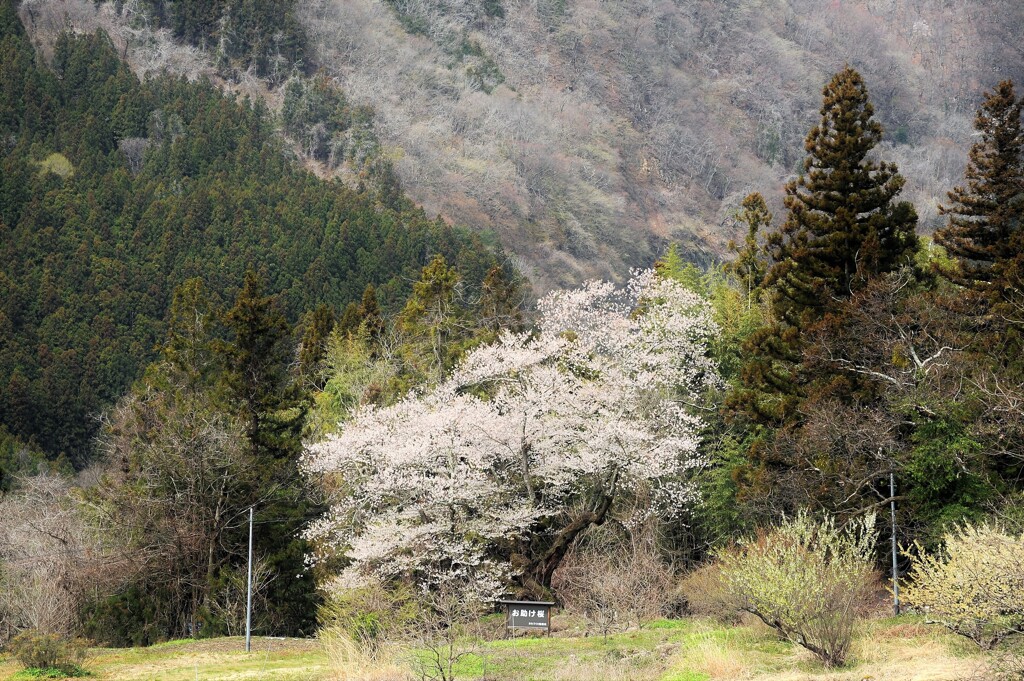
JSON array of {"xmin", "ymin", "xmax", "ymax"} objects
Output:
[
  {"xmin": 298, "ymin": 303, "xmax": 336, "ymax": 386},
  {"xmin": 769, "ymin": 67, "xmax": 918, "ymax": 325},
  {"xmin": 357, "ymin": 283, "xmax": 385, "ymax": 341},
  {"xmin": 735, "ymin": 67, "xmax": 918, "ymax": 424},
  {"xmin": 727, "ymin": 192, "xmax": 773, "ymax": 304},
  {"xmin": 163, "ymin": 278, "xmax": 220, "ymax": 389},
  {"xmin": 935, "ymin": 80, "xmax": 1024, "ymax": 308},
  {"xmin": 216, "ymin": 270, "xmax": 320, "ymax": 635},
  {"xmin": 398, "ymin": 255, "xmax": 463, "ymax": 382},
  {"xmin": 218, "ymin": 270, "xmax": 305, "ymax": 459},
  {"xmin": 337, "ymin": 301, "xmax": 361, "ymax": 337}
]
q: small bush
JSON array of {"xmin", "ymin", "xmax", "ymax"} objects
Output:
[
  {"xmin": 902, "ymin": 523, "xmax": 1024, "ymax": 650},
  {"xmin": 990, "ymin": 645, "xmax": 1024, "ymax": 681},
  {"xmin": 6, "ymin": 630, "xmax": 88, "ymax": 676},
  {"xmin": 718, "ymin": 511, "xmax": 877, "ymax": 667},
  {"xmin": 405, "ymin": 579, "xmax": 486, "ymax": 681},
  {"xmin": 319, "ymin": 578, "xmax": 420, "ymax": 657},
  {"xmin": 553, "ymin": 528, "xmax": 674, "ymax": 637},
  {"xmin": 677, "ymin": 562, "xmax": 741, "ymax": 623}
]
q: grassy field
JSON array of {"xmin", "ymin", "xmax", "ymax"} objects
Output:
[{"xmin": 0, "ymin": 616, "xmax": 986, "ymax": 681}]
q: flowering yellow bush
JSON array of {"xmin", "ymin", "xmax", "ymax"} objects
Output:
[
  {"xmin": 718, "ymin": 512, "xmax": 877, "ymax": 667},
  {"xmin": 902, "ymin": 523, "xmax": 1024, "ymax": 650}
]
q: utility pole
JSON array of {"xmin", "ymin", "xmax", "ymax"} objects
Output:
[
  {"xmin": 890, "ymin": 472, "xmax": 900, "ymax": 616},
  {"xmin": 243, "ymin": 507, "xmax": 251, "ymax": 651}
]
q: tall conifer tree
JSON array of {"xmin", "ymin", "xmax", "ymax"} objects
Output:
[
  {"xmin": 770, "ymin": 67, "xmax": 918, "ymax": 324},
  {"xmin": 218, "ymin": 270, "xmax": 305, "ymax": 459},
  {"xmin": 216, "ymin": 271, "xmax": 320, "ymax": 634},
  {"xmin": 935, "ymin": 80, "xmax": 1024, "ymax": 309},
  {"xmin": 357, "ymin": 283, "xmax": 385, "ymax": 341},
  {"xmin": 398, "ymin": 255, "xmax": 463, "ymax": 382},
  {"xmin": 736, "ymin": 67, "xmax": 918, "ymax": 423},
  {"xmin": 727, "ymin": 192, "xmax": 773, "ymax": 303},
  {"xmin": 298, "ymin": 303, "xmax": 336, "ymax": 386}
]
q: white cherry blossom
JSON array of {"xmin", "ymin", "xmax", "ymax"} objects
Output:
[{"xmin": 304, "ymin": 270, "xmax": 719, "ymax": 595}]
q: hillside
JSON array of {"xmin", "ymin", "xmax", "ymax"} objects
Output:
[
  {"xmin": 18, "ymin": 0, "xmax": 1024, "ymax": 289},
  {"xmin": 3, "ymin": 3, "xmax": 1024, "ymax": 678},
  {"xmin": 0, "ymin": 3, "xmax": 505, "ymax": 465}
]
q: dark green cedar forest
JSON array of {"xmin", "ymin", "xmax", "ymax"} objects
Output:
[
  {"xmin": 0, "ymin": 1, "xmax": 517, "ymax": 639},
  {"xmin": 0, "ymin": 0, "xmax": 524, "ymax": 642},
  {"xmin": 0, "ymin": 2, "xmax": 504, "ymax": 474}
]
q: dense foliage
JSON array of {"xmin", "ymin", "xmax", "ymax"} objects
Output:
[
  {"xmin": 6, "ymin": 629, "xmax": 88, "ymax": 676},
  {"xmin": 735, "ymin": 67, "xmax": 919, "ymax": 426},
  {"xmin": 0, "ymin": 5, "xmax": 503, "ymax": 470},
  {"xmin": 719, "ymin": 512, "xmax": 878, "ymax": 667},
  {"xmin": 936, "ymin": 80, "xmax": 1024, "ymax": 305},
  {"xmin": 86, "ymin": 273, "xmax": 321, "ymax": 642},
  {"xmin": 713, "ymin": 69, "xmax": 1015, "ymax": 556},
  {"xmin": 903, "ymin": 523, "xmax": 1024, "ymax": 650}
]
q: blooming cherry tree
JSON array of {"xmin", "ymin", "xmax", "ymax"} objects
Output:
[{"xmin": 304, "ymin": 270, "xmax": 719, "ymax": 596}]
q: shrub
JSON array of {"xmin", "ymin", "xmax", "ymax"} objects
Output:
[
  {"xmin": 718, "ymin": 511, "xmax": 877, "ymax": 667},
  {"xmin": 677, "ymin": 561, "xmax": 742, "ymax": 623},
  {"xmin": 405, "ymin": 579, "xmax": 485, "ymax": 681},
  {"xmin": 6, "ymin": 630, "xmax": 87, "ymax": 676},
  {"xmin": 990, "ymin": 645, "xmax": 1024, "ymax": 681},
  {"xmin": 553, "ymin": 528, "xmax": 674, "ymax": 637},
  {"xmin": 902, "ymin": 523, "xmax": 1024, "ymax": 650},
  {"xmin": 319, "ymin": 578, "xmax": 421, "ymax": 658}
]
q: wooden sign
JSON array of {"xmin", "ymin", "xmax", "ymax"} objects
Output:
[{"xmin": 496, "ymin": 599, "xmax": 555, "ymax": 634}]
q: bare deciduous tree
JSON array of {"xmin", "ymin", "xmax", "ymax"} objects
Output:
[
  {"xmin": 117, "ymin": 137, "xmax": 150, "ymax": 175},
  {"xmin": 21, "ymin": 0, "xmax": 1019, "ymax": 288},
  {"xmin": 407, "ymin": 576, "xmax": 486, "ymax": 681},
  {"xmin": 0, "ymin": 474, "xmax": 129, "ymax": 642}
]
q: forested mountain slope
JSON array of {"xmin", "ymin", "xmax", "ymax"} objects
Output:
[
  {"xmin": 0, "ymin": 3, "xmax": 504, "ymax": 465},
  {"xmin": 5, "ymin": 0, "xmax": 1024, "ymax": 461},
  {"xmin": 18, "ymin": 0, "xmax": 1024, "ymax": 289},
  {"xmin": 302, "ymin": 0, "xmax": 1024, "ymax": 287}
]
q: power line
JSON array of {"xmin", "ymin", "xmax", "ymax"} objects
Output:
[{"xmin": 1, "ymin": 511, "xmax": 327, "ymax": 566}]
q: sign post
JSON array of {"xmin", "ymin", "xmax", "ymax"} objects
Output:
[{"xmin": 496, "ymin": 600, "xmax": 555, "ymax": 636}]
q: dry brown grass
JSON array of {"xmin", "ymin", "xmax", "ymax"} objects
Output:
[
  {"xmin": 668, "ymin": 618, "xmax": 985, "ymax": 681},
  {"xmin": 677, "ymin": 562, "xmax": 742, "ymax": 623},
  {"xmin": 684, "ymin": 637, "xmax": 762, "ymax": 679},
  {"xmin": 320, "ymin": 629, "xmax": 412, "ymax": 681},
  {"xmin": 543, "ymin": 658, "xmax": 660, "ymax": 681}
]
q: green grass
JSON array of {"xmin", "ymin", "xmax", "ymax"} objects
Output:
[
  {"xmin": 9, "ymin": 669, "xmax": 89, "ymax": 679},
  {"xmin": 0, "ymin": 616, "xmax": 987, "ymax": 680},
  {"xmin": 660, "ymin": 672, "xmax": 709, "ymax": 681}
]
